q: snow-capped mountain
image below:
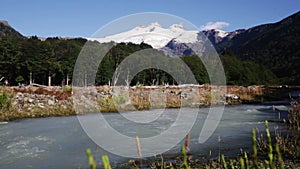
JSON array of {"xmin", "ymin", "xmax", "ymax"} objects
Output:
[
  {"xmin": 89, "ymin": 22, "xmax": 242, "ymax": 56},
  {"xmin": 89, "ymin": 22, "xmax": 199, "ymax": 49}
]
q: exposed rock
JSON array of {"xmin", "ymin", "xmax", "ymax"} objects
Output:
[
  {"xmin": 48, "ymin": 99, "xmax": 55, "ymax": 105},
  {"xmin": 28, "ymin": 98, "xmax": 34, "ymax": 103}
]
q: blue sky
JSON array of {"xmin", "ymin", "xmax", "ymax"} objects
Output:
[{"xmin": 1, "ymin": 0, "xmax": 299, "ymax": 37}]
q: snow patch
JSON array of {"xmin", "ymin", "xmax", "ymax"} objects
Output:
[{"xmin": 215, "ymin": 29, "xmax": 229, "ymax": 38}]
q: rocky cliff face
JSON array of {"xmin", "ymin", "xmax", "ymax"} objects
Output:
[{"xmin": 160, "ymin": 39, "xmax": 195, "ymax": 57}]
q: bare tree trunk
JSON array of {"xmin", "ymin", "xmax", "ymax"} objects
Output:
[
  {"xmin": 113, "ymin": 67, "xmax": 120, "ymax": 86},
  {"xmin": 84, "ymin": 71, "xmax": 87, "ymax": 87},
  {"xmin": 29, "ymin": 72, "xmax": 32, "ymax": 85},
  {"xmin": 48, "ymin": 76, "xmax": 51, "ymax": 87},
  {"xmin": 66, "ymin": 74, "xmax": 69, "ymax": 86},
  {"xmin": 125, "ymin": 69, "xmax": 130, "ymax": 87}
]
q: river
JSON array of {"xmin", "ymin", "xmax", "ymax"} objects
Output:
[{"xmin": 0, "ymin": 101, "xmax": 290, "ymax": 169}]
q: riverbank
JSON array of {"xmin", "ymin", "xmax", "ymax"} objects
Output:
[{"xmin": 0, "ymin": 85, "xmax": 298, "ymax": 121}]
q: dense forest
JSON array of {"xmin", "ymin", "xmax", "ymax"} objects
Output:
[
  {"xmin": 0, "ymin": 35, "xmax": 86, "ymax": 85},
  {"xmin": 0, "ymin": 32, "xmax": 278, "ymax": 86}
]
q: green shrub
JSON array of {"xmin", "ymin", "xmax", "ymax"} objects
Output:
[
  {"xmin": 15, "ymin": 75, "xmax": 24, "ymax": 84},
  {"xmin": 62, "ymin": 86, "xmax": 73, "ymax": 93},
  {"xmin": 113, "ymin": 96, "xmax": 126, "ymax": 105},
  {"xmin": 0, "ymin": 90, "xmax": 13, "ymax": 110}
]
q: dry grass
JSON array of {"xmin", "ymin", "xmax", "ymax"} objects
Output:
[{"xmin": 0, "ymin": 105, "xmax": 75, "ymax": 121}]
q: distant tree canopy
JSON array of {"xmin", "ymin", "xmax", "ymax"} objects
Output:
[
  {"xmin": 0, "ymin": 34, "xmax": 278, "ymax": 86},
  {"xmin": 0, "ymin": 35, "xmax": 86, "ymax": 85},
  {"xmin": 220, "ymin": 51, "xmax": 278, "ymax": 85}
]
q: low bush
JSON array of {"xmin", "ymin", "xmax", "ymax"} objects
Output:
[{"xmin": 0, "ymin": 90, "xmax": 13, "ymax": 111}]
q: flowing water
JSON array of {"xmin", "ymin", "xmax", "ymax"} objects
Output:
[{"xmin": 0, "ymin": 102, "xmax": 290, "ymax": 169}]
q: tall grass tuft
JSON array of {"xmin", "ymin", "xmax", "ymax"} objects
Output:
[
  {"xmin": 239, "ymin": 156, "xmax": 245, "ymax": 169},
  {"xmin": 252, "ymin": 128, "xmax": 259, "ymax": 168},
  {"xmin": 229, "ymin": 159, "xmax": 235, "ymax": 169},
  {"xmin": 288, "ymin": 100, "xmax": 300, "ymax": 130},
  {"xmin": 244, "ymin": 152, "xmax": 250, "ymax": 169},
  {"xmin": 221, "ymin": 154, "xmax": 228, "ymax": 169},
  {"xmin": 102, "ymin": 155, "xmax": 112, "ymax": 169},
  {"xmin": 265, "ymin": 120, "xmax": 275, "ymax": 168},
  {"xmin": 275, "ymin": 144, "xmax": 284, "ymax": 169},
  {"xmin": 181, "ymin": 145, "xmax": 190, "ymax": 169},
  {"xmin": 222, "ymin": 120, "xmax": 288, "ymax": 169},
  {"xmin": 86, "ymin": 148, "xmax": 96, "ymax": 169}
]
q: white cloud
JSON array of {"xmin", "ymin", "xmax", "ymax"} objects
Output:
[{"xmin": 201, "ymin": 21, "xmax": 230, "ymax": 30}]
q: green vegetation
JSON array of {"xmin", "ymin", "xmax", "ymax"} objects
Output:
[
  {"xmin": 0, "ymin": 35, "xmax": 86, "ymax": 85},
  {"xmin": 62, "ymin": 86, "xmax": 72, "ymax": 93},
  {"xmin": 0, "ymin": 105, "xmax": 75, "ymax": 121},
  {"xmin": 221, "ymin": 52, "xmax": 278, "ymax": 85},
  {"xmin": 86, "ymin": 148, "xmax": 112, "ymax": 169},
  {"xmin": 86, "ymin": 148, "xmax": 97, "ymax": 169},
  {"xmin": 98, "ymin": 97, "xmax": 118, "ymax": 112},
  {"xmin": 15, "ymin": 75, "xmax": 24, "ymax": 84},
  {"xmin": 0, "ymin": 21, "xmax": 23, "ymax": 37},
  {"xmin": 113, "ymin": 96, "xmax": 126, "ymax": 105},
  {"xmin": 0, "ymin": 89, "xmax": 12, "ymax": 111}
]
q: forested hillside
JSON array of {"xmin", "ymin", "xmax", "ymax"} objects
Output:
[{"xmin": 217, "ymin": 11, "xmax": 300, "ymax": 84}]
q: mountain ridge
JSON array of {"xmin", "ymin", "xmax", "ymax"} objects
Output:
[
  {"xmin": 0, "ymin": 20, "xmax": 23, "ymax": 37},
  {"xmin": 215, "ymin": 11, "xmax": 300, "ymax": 83}
]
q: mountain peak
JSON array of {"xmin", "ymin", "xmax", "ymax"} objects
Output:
[
  {"xmin": 169, "ymin": 24, "xmax": 185, "ymax": 30},
  {"xmin": 149, "ymin": 22, "xmax": 161, "ymax": 27},
  {"xmin": 0, "ymin": 20, "xmax": 10, "ymax": 27},
  {"xmin": 212, "ymin": 29, "xmax": 229, "ymax": 38},
  {"xmin": 137, "ymin": 22, "xmax": 161, "ymax": 29},
  {"xmin": 204, "ymin": 29, "xmax": 229, "ymax": 38},
  {"xmin": 0, "ymin": 20, "xmax": 23, "ymax": 37}
]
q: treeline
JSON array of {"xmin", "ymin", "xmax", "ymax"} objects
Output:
[
  {"xmin": 0, "ymin": 35, "xmax": 278, "ymax": 86},
  {"xmin": 0, "ymin": 36, "xmax": 86, "ymax": 85}
]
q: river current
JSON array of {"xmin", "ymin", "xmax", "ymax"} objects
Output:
[{"xmin": 0, "ymin": 101, "xmax": 289, "ymax": 169}]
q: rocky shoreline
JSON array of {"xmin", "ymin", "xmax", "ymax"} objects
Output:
[{"xmin": 0, "ymin": 85, "xmax": 292, "ymax": 121}]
